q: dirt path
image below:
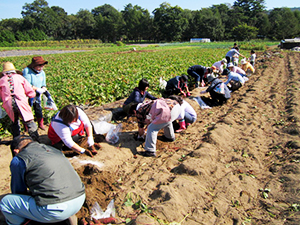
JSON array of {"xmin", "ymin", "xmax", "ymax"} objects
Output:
[{"xmin": 0, "ymin": 50, "xmax": 300, "ymax": 225}]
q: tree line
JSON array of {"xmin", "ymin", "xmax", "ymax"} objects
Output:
[{"xmin": 0, "ymin": 0, "xmax": 300, "ymax": 46}]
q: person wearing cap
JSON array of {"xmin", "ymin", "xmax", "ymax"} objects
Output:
[
  {"xmin": 200, "ymin": 74, "xmax": 231, "ymax": 106},
  {"xmin": 227, "ymin": 62, "xmax": 247, "ymax": 77},
  {"xmin": 0, "ymin": 135, "xmax": 86, "ymax": 225},
  {"xmin": 225, "ymin": 47, "xmax": 246, "ymax": 64},
  {"xmin": 123, "ymin": 78, "xmax": 157, "ymax": 115},
  {"xmin": 165, "ymin": 75, "xmax": 190, "ymax": 97},
  {"xmin": 0, "ymin": 62, "xmax": 39, "ymax": 141},
  {"xmin": 223, "ymin": 68, "xmax": 245, "ymax": 92},
  {"xmin": 187, "ymin": 65, "xmax": 215, "ymax": 88},
  {"xmin": 212, "ymin": 58, "xmax": 227, "ymax": 75},
  {"xmin": 48, "ymin": 104, "xmax": 97, "ymax": 157},
  {"xmin": 241, "ymin": 58, "xmax": 255, "ymax": 75},
  {"xmin": 23, "ymin": 56, "xmax": 53, "ymax": 130}
]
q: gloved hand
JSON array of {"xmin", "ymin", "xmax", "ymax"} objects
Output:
[
  {"xmin": 187, "ymin": 92, "xmax": 191, "ymax": 97},
  {"xmin": 87, "ymin": 136, "xmax": 94, "ymax": 147},
  {"xmin": 182, "ymin": 92, "xmax": 186, "ymax": 97},
  {"xmin": 80, "ymin": 148, "xmax": 93, "ymax": 157},
  {"xmin": 36, "ymin": 88, "xmax": 46, "ymax": 94}
]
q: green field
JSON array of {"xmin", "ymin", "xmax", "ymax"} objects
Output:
[{"xmin": 0, "ymin": 41, "xmax": 278, "ymax": 136}]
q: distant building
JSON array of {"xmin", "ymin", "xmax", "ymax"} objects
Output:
[
  {"xmin": 279, "ymin": 38, "xmax": 300, "ymax": 49},
  {"xmin": 190, "ymin": 38, "xmax": 211, "ymax": 43}
]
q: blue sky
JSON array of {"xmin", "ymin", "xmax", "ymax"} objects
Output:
[{"xmin": 0, "ymin": 0, "xmax": 298, "ymax": 20}]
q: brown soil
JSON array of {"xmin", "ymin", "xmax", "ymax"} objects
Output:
[{"xmin": 1, "ymin": 50, "xmax": 300, "ymax": 225}]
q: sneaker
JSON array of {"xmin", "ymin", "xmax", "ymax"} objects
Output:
[{"xmin": 139, "ymin": 151, "xmax": 156, "ymax": 157}]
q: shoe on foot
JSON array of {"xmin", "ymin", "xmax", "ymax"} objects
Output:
[{"xmin": 139, "ymin": 151, "xmax": 156, "ymax": 157}]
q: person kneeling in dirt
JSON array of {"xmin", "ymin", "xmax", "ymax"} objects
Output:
[
  {"xmin": 164, "ymin": 75, "xmax": 190, "ymax": 97},
  {"xmin": 128, "ymin": 98, "xmax": 182, "ymax": 157},
  {"xmin": 200, "ymin": 74, "xmax": 231, "ymax": 106},
  {"xmin": 0, "ymin": 62, "xmax": 39, "ymax": 142},
  {"xmin": 123, "ymin": 78, "xmax": 157, "ymax": 115},
  {"xmin": 169, "ymin": 95, "xmax": 197, "ymax": 132},
  {"xmin": 187, "ymin": 65, "xmax": 216, "ymax": 88},
  {"xmin": 0, "ymin": 135, "xmax": 85, "ymax": 225},
  {"xmin": 223, "ymin": 68, "xmax": 245, "ymax": 92},
  {"xmin": 48, "ymin": 104, "xmax": 98, "ymax": 157}
]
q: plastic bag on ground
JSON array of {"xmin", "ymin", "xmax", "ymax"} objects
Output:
[
  {"xmin": 90, "ymin": 199, "xmax": 116, "ymax": 220},
  {"xmin": 91, "ymin": 121, "xmax": 116, "ymax": 135},
  {"xmin": 105, "ymin": 123, "xmax": 122, "ymax": 144},
  {"xmin": 193, "ymin": 97, "xmax": 211, "ymax": 109}
]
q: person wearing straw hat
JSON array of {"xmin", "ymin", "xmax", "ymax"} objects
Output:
[
  {"xmin": 23, "ymin": 56, "xmax": 54, "ymax": 130},
  {"xmin": 200, "ymin": 74, "xmax": 231, "ymax": 106},
  {"xmin": 240, "ymin": 58, "xmax": 255, "ymax": 75},
  {"xmin": 0, "ymin": 135, "xmax": 85, "ymax": 225},
  {"xmin": 227, "ymin": 62, "xmax": 247, "ymax": 78},
  {"xmin": 0, "ymin": 62, "xmax": 39, "ymax": 141}
]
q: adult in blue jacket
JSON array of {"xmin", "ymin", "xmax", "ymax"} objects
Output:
[
  {"xmin": 123, "ymin": 78, "xmax": 157, "ymax": 115},
  {"xmin": 0, "ymin": 135, "xmax": 86, "ymax": 225}
]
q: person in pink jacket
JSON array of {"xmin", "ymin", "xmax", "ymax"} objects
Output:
[{"xmin": 0, "ymin": 62, "xmax": 39, "ymax": 141}]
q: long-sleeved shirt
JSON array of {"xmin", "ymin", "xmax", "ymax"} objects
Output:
[
  {"xmin": 124, "ymin": 87, "xmax": 156, "ymax": 105},
  {"xmin": 0, "ymin": 73, "xmax": 36, "ymax": 122},
  {"xmin": 241, "ymin": 62, "xmax": 255, "ymax": 73},
  {"xmin": 226, "ymin": 49, "xmax": 240, "ymax": 58},
  {"xmin": 50, "ymin": 107, "xmax": 92, "ymax": 148},
  {"xmin": 224, "ymin": 72, "xmax": 245, "ymax": 85},
  {"xmin": 10, "ymin": 156, "xmax": 27, "ymax": 194},
  {"xmin": 23, "ymin": 67, "xmax": 46, "ymax": 88},
  {"xmin": 231, "ymin": 66, "xmax": 246, "ymax": 75},
  {"xmin": 166, "ymin": 76, "xmax": 187, "ymax": 92},
  {"xmin": 212, "ymin": 61, "xmax": 225, "ymax": 73}
]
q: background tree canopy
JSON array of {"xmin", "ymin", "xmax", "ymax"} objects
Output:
[{"xmin": 0, "ymin": 0, "xmax": 299, "ymax": 44}]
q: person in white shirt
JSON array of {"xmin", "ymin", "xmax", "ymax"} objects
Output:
[
  {"xmin": 212, "ymin": 58, "xmax": 227, "ymax": 75},
  {"xmin": 48, "ymin": 104, "xmax": 97, "ymax": 156}
]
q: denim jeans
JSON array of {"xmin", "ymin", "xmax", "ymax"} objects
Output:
[
  {"xmin": 144, "ymin": 104, "xmax": 181, "ymax": 153},
  {"xmin": 0, "ymin": 193, "xmax": 85, "ymax": 225}
]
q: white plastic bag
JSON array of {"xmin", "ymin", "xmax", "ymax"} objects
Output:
[
  {"xmin": 159, "ymin": 77, "xmax": 167, "ymax": 90},
  {"xmin": 43, "ymin": 95, "xmax": 58, "ymax": 111},
  {"xmin": 90, "ymin": 199, "xmax": 116, "ymax": 220},
  {"xmin": 105, "ymin": 123, "xmax": 122, "ymax": 144},
  {"xmin": 91, "ymin": 121, "xmax": 116, "ymax": 135}
]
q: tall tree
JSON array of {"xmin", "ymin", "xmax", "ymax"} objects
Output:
[
  {"xmin": 153, "ymin": 2, "xmax": 186, "ymax": 42},
  {"xmin": 92, "ymin": 4, "xmax": 124, "ymax": 42},
  {"xmin": 195, "ymin": 8, "xmax": 225, "ymax": 41},
  {"xmin": 268, "ymin": 8, "xmax": 299, "ymax": 40},
  {"xmin": 233, "ymin": 0, "xmax": 266, "ymax": 26},
  {"xmin": 122, "ymin": 4, "xmax": 152, "ymax": 42},
  {"xmin": 74, "ymin": 9, "xmax": 96, "ymax": 39},
  {"xmin": 21, "ymin": 0, "xmax": 67, "ymax": 38}
]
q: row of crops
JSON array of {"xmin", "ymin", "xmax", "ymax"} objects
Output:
[
  {"xmin": 1, "ymin": 42, "xmax": 269, "ymax": 136},
  {"xmin": 2, "ymin": 46, "xmax": 229, "ymax": 107}
]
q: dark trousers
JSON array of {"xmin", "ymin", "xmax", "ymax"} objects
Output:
[{"xmin": 11, "ymin": 98, "xmax": 39, "ymax": 141}]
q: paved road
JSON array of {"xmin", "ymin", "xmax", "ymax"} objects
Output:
[{"xmin": 0, "ymin": 49, "xmax": 88, "ymax": 57}]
